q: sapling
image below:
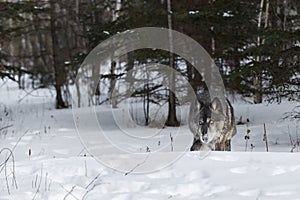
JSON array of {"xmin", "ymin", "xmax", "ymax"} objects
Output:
[
  {"xmin": 170, "ymin": 132, "xmax": 174, "ymax": 152},
  {"xmin": 29, "ymin": 148, "xmax": 31, "ymax": 159},
  {"xmin": 146, "ymin": 146, "xmax": 150, "ymax": 152},
  {"xmin": 32, "ymin": 164, "xmax": 43, "ymax": 200},
  {"xmin": 263, "ymin": 123, "xmax": 269, "ymax": 152},
  {"xmin": 244, "ymin": 129, "xmax": 250, "ymax": 152},
  {"xmin": 34, "ymin": 174, "xmax": 38, "ymax": 188}
]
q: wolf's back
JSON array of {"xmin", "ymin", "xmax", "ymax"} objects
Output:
[{"xmin": 222, "ymin": 99, "xmax": 236, "ymax": 141}]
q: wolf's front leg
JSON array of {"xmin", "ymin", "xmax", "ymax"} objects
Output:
[
  {"xmin": 190, "ymin": 138, "xmax": 212, "ymax": 151},
  {"xmin": 215, "ymin": 140, "xmax": 231, "ymax": 151},
  {"xmin": 190, "ymin": 139, "xmax": 203, "ymax": 151},
  {"xmin": 225, "ymin": 139, "xmax": 231, "ymax": 151}
]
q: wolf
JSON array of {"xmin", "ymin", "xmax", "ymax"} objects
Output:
[{"xmin": 188, "ymin": 94, "xmax": 236, "ymax": 151}]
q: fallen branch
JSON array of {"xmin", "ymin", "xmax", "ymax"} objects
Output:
[
  {"xmin": 85, "ymin": 172, "xmax": 102, "ymax": 189},
  {"xmin": 32, "ymin": 164, "xmax": 43, "ymax": 200},
  {"xmin": 125, "ymin": 153, "xmax": 150, "ymax": 176},
  {"xmin": 63, "ymin": 185, "xmax": 76, "ymax": 200},
  {"xmin": 0, "ymin": 124, "xmax": 13, "ymax": 132},
  {"xmin": 58, "ymin": 183, "xmax": 80, "ymax": 200},
  {"xmin": 82, "ymin": 184, "xmax": 97, "ymax": 200},
  {"xmin": 82, "ymin": 172, "xmax": 103, "ymax": 200},
  {"xmin": 0, "ymin": 148, "xmax": 18, "ymax": 195},
  {"xmin": 18, "ymin": 87, "xmax": 45, "ymax": 103},
  {"xmin": 0, "ymin": 130, "xmax": 29, "ymax": 195}
]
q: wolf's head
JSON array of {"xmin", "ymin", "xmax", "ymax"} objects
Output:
[{"xmin": 190, "ymin": 97, "xmax": 225, "ymax": 144}]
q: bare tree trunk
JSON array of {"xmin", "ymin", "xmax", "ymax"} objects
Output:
[
  {"xmin": 143, "ymin": 82, "xmax": 150, "ymax": 126},
  {"xmin": 186, "ymin": 60, "xmax": 194, "ymax": 96},
  {"xmin": 283, "ymin": 0, "xmax": 288, "ymax": 31},
  {"xmin": 109, "ymin": 61, "xmax": 117, "ymax": 108},
  {"xmin": 17, "ymin": 33, "xmax": 26, "ymax": 89},
  {"xmin": 254, "ymin": 0, "xmax": 266, "ymax": 104},
  {"xmin": 50, "ymin": 0, "xmax": 67, "ymax": 109},
  {"xmin": 32, "ymin": 4, "xmax": 50, "ymax": 87},
  {"xmin": 211, "ymin": 26, "xmax": 215, "ymax": 55},
  {"xmin": 165, "ymin": 0, "xmax": 179, "ymax": 126},
  {"xmin": 253, "ymin": 68, "xmax": 262, "ymax": 104}
]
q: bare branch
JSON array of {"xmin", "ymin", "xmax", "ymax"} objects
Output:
[
  {"xmin": 0, "ymin": 125, "xmax": 13, "ymax": 132},
  {"xmin": 125, "ymin": 153, "xmax": 150, "ymax": 176}
]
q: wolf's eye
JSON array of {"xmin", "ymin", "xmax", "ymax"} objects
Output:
[
  {"xmin": 199, "ymin": 120, "xmax": 204, "ymax": 125},
  {"xmin": 210, "ymin": 120, "xmax": 214, "ymax": 124}
]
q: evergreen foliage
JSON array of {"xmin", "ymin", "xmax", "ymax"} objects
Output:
[{"xmin": 0, "ymin": 0, "xmax": 299, "ymax": 113}]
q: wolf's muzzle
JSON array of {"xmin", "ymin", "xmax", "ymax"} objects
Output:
[{"xmin": 199, "ymin": 122, "xmax": 209, "ymax": 144}]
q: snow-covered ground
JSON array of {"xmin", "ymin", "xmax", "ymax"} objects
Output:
[{"xmin": 0, "ymin": 79, "xmax": 299, "ymax": 200}]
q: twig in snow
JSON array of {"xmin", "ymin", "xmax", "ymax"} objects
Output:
[
  {"xmin": 77, "ymin": 147, "xmax": 88, "ymax": 157},
  {"xmin": 0, "ymin": 148, "xmax": 18, "ymax": 194},
  {"xmin": 32, "ymin": 164, "xmax": 43, "ymax": 200},
  {"xmin": 4, "ymin": 154, "xmax": 10, "ymax": 195},
  {"xmin": 0, "ymin": 130, "xmax": 30, "ymax": 194},
  {"xmin": 18, "ymin": 88, "xmax": 42, "ymax": 103},
  {"xmin": 124, "ymin": 153, "xmax": 151, "ymax": 176},
  {"xmin": 82, "ymin": 184, "xmax": 97, "ymax": 200},
  {"xmin": 34, "ymin": 174, "xmax": 38, "ymax": 188},
  {"xmin": 0, "ymin": 124, "xmax": 13, "ymax": 132},
  {"xmin": 85, "ymin": 172, "xmax": 103, "ymax": 189},
  {"xmin": 170, "ymin": 133, "xmax": 174, "ymax": 152},
  {"xmin": 58, "ymin": 183, "xmax": 80, "ymax": 200},
  {"xmin": 82, "ymin": 172, "xmax": 103, "ymax": 200},
  {"xmin": 244, "ymin": 129, "xmax": 250, "ymax": 152},
  {"xmin": 146, "ymin": 146, "xmax": 150, "ymax": 152},
  {"xmin": 63, "ymin": 185, "xmax": 76, "ymax": 200}
]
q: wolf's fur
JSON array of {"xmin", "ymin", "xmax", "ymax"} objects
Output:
[{"xmin": 189, "ymin": 96, "xmax": 236, "ymax": 151}]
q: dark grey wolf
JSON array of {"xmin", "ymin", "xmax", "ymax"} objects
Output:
[{"xmin": 189, "ymin": 95, "xmax": 236, "ymax": 151}]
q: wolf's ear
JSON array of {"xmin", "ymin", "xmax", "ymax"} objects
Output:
[{"xmin": 211, "ymin": 97, "xmax": 223, "ymax": 112}]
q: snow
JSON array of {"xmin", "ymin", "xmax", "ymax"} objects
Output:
[{"xmin": 0, "ymin": 79, "xmax": 299, "ymax": 199}]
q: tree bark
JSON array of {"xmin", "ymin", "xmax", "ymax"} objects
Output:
[
  {"xmin": 165, "ymin": 0, "xmax": 179, "ymax": 126},
  {"xmin": 50, "ymin": 0, "xmax": 67, "ymax": 109},
  {"xmin": 109, "ymin": 61, "xmax": 117, "ymax": 108},
  {"xmin": 254, "ymin": 0, "xmax": 266, "ymax": 104}
]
